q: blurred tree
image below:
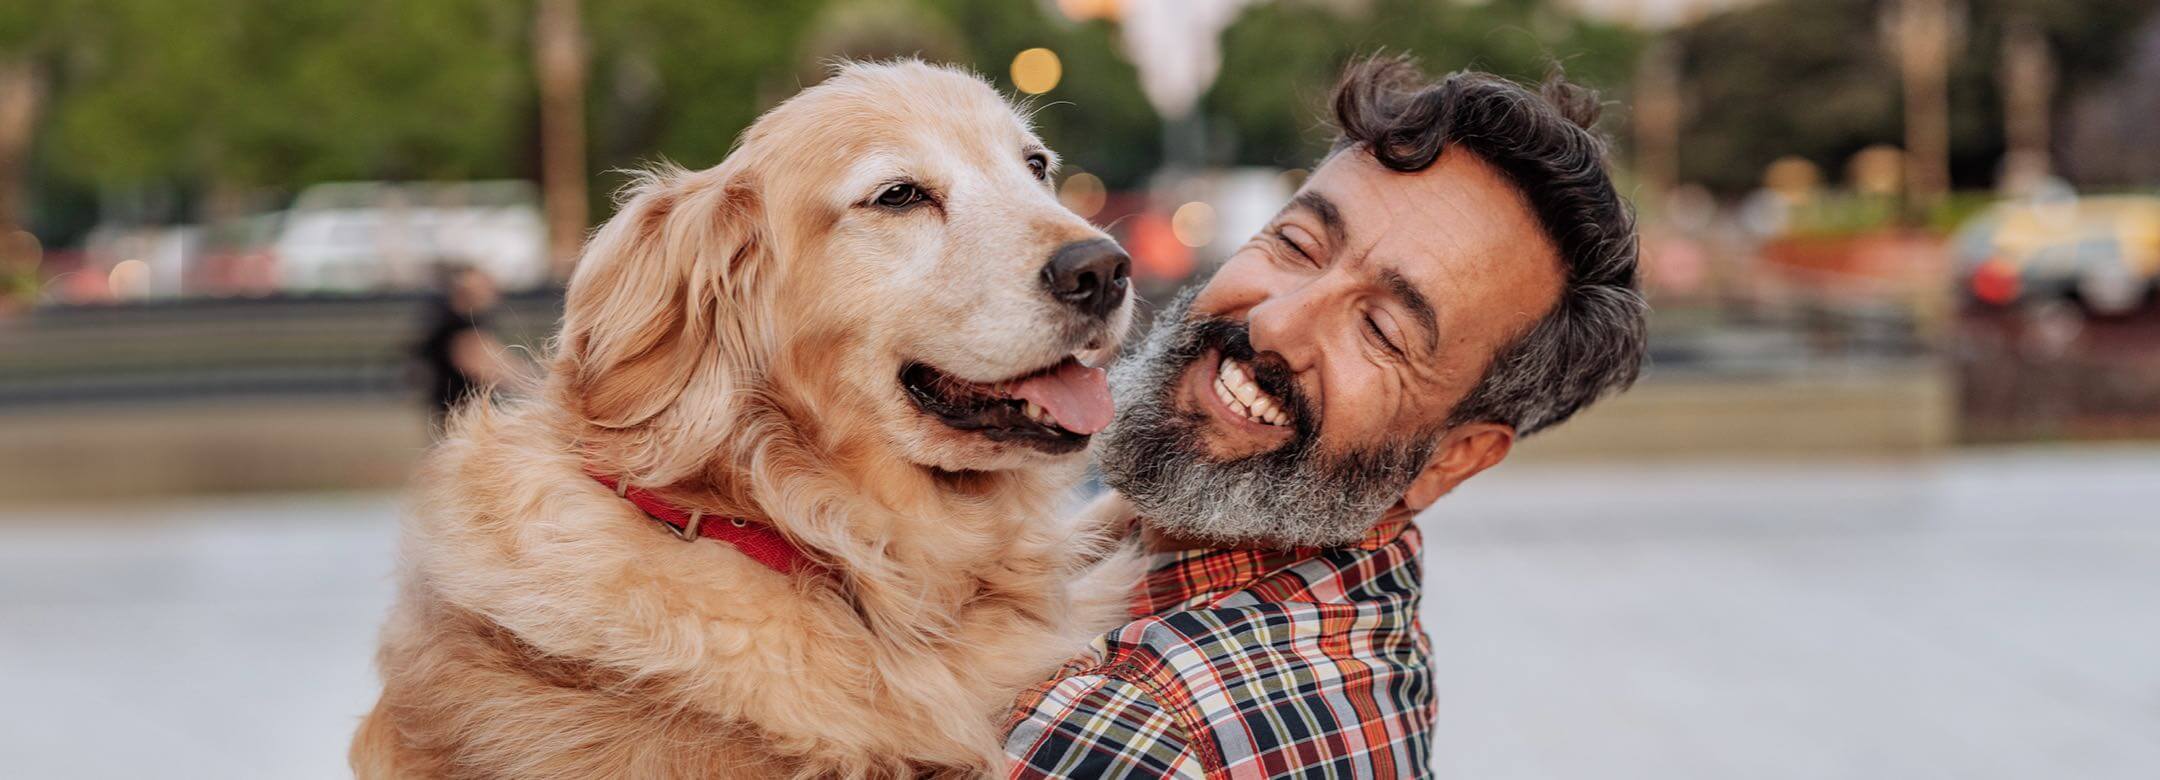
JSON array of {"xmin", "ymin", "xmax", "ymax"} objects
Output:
[
  {"xmin": 1677, "ymin": 0, "xmax": 2160, "ymax": 196},
  {"xmin": 919, "ymin": 0, "xmax": 1163, "ymax": 189},
  {"xmin": 42, "ymin": 0, "xmax": 528, "ymax": 220},
  {"xmin": 1675, "ymin": 0, "xmax": 1898, "ymax": 195},
  {"xmin": 12, "ymin": 0, "xmax": 1169, "ymax": 242},
  {"xmin": 585, "ymin": 0, "xmax": 820, "ymax": 181},
  {"xmin": 0, "ymin": 0, "xmax": 81, "ymax": 233},
  {"xmin": 1204, "ymin": 0, "xmax": 1645, "ymax": 169}
]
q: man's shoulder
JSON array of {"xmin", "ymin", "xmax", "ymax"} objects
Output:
[
  {"xmin": 1006, "ymin": 531, "xmax": 1436, "ymax": 777},
  {"xmin": 1100, "ymin": 597, "xmax": 1432, "ymax": 704},
  {"xmin": 1006, "ymin": 601, "xmax": 1433, "ymax": 778}
]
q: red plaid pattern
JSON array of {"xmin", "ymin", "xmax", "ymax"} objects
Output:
[{"xmin": 1004, "ymin": 520, "xmax": 1433, "ymax": 779}]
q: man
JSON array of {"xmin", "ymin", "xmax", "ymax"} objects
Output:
[{"xmin": 1004, "ymin": 57, "xmax": 1647, "ymax": 778}]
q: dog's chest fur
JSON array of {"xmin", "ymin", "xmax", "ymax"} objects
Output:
[{"xmin": 352, "ymin": 407, "xmax": 1131, "ymax": 779}]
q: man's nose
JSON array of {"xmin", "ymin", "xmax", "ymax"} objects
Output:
[
  {"xmin": 1246, "ymin": 289, "xmax": 1319, "ymax": 373},
  {"xmin": 1040, "ymin": 238, "xmax": 1130, "ymax": 320}
]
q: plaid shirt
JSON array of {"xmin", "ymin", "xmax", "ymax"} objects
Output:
[{"xmin": 1004, "ymin": 520, "xmax": 1433, "ymax": 779}]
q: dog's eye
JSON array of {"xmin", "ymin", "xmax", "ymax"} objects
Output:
[
  {"xmin": 873, "ymin": 183, "xmax": 926, "ymax": 209},
  {"xmin": 1025, "ymin": 154, "xmax": 1049, "ymax": 182}
]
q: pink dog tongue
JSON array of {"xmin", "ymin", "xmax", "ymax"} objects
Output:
[{"xmin": 1010, "ymin": 360, "xmax": 1114, "ymax": 435}]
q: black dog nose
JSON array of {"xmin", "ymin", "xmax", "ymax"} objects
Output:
[{"xmin": 1041, "ymin": 239, "xmax": 1130, "ymax": 319}]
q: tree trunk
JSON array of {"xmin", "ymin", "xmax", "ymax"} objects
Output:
[
  {"xmin": 1891, "ymin": 0, "xmax": 1957, "ymax": 217},
  {"xmin": 1999, "ymin": 15, "xmax": 2053, "ymax": 195},
  {"xmin": 534, "ymin": 0, "xmax": 589, "ymax": 283},
  {"xmin": 0, "ymin": 59, "xmax": 41, "ymax": 234},
  {"xmin": 1632, "ymin": 38, "xmax": 1683, "ymax": 206}
]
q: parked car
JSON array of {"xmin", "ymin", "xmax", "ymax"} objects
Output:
[
  {"xmin": 272, "ymin": 180, "xmax": 547, "ymax": 293},
  {"xmin": 1952, "ymin": 194, "xmax": 2160, "ymax": 315}
]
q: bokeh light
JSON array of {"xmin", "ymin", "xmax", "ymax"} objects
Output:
[
  {"xmin": 1010, "ymin": 48, "xmax": 1062, "ymax": 95},
  {"xmin": 108, "ymin": 259, "xmax": 150, "ymax": 299},
  {"xmin": 1171, "ymin": 201, "xmax": 1215, "ymax": 248},
  {"xmin": 1058, "ymin": 172, "xmax": 1106, "ymax": 219},
  {"xmin": 1, "ymin": 229, "xmax": 41, "ymax": 269},
  {"xmin": 1055, "ymin": 0, "xmax": 1121, "ymax": 21}
]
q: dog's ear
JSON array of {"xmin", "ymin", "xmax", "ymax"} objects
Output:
[{"xmin": 557, "ymin": 167, "xmax": 766, "ymax": 429}]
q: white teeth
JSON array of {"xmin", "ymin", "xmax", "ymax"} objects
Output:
[
  {"xmin": 1205, "ymin": 356, "xmax": 1292, "ymax": 427},
  {"xmin": 1212, "ymin": 359, "xmax": 1289, "ymax": 427},
  {"xmin": 1023, "ymin": 400, "xmax": 1048, "ymax": 424}
]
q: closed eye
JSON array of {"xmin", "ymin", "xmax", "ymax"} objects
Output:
[
  {"xmin": 1271, "ymin": 226, "xmax": 1315, "ymax": 265},
  {"xmin": 1366, "ymin": 314, "xmax": 1403, "ymax": 357}
]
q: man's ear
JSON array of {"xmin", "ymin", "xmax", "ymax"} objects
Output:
[
  {"xmin": 1400, "ymin": 422, "xmax": 1517, "ymax": 511},
  {"xmin": 557, "ymin": 166, "xmax": 765, "ymax": 429}
]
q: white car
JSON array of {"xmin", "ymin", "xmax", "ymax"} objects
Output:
[{"xmin": 272, "ymin": 181, "xmax": 548, "ymax": 293}]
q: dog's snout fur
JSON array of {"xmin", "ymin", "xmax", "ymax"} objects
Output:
[{"xmin": 1041, "ymin": 238, "xmax": 1131, "ymax": 320}]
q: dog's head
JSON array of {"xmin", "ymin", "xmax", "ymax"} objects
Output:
[{"xmin": 555, "ymin": 61, "xmax": 1131, "ymax": 480}]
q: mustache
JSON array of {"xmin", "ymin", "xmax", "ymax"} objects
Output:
[{"xmin": 1181, "ymin": 315, "xmax": 1318, "ymax": 441}]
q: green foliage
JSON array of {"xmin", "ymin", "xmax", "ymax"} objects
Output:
[
  {"xmin": 919, "ymin": 0, "xmax": 1162, "ymax": 188},
  {"xmin": 1677, "ymin": 0, "xmax": 2160, "ymax": 196},
  {"xmin": 1675, "ymin": 0, "xmax": 1898, "ymax": 195},
  {"xmin": 46, "ymin": 0, "xmax": 528, "ymax": 189},
  {"xmin": 586, "ymin": 0, "xmax": 820, "ymax": 175},
  {"xmin": 1205, "ymin": 0, "xmax": 1645, "ymax": 168},
  {"xmin": 18, "ymin": 0, "xmax": 1164, "ymax": 230}
]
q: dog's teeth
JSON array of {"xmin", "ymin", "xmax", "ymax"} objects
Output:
[{"xmin": 1023, "ymin": 400, "xmax": 1045, "ymax": 423}]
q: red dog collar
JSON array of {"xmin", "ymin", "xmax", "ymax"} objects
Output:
[{"xmin": 590, "ymin": 473, "xmax": 823, "ymax": 577}]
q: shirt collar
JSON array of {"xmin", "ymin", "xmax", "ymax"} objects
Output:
[{"xmin": 1132, "ymin": 517, "xmax": 1416, "ymax": 616}]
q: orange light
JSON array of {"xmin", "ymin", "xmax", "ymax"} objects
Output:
[
  {"xmin": 1171, "ymin": 202, "xmax": 1215, "ymax": 248},
  {"xmin": 1058, "ymin": 172, "xmax": 1107, "ymax": 219},
  {"xmin": 1971, "ymin": 259, "xmax": 2020, "ymax": 305},
  {"xmin": 1011, "ymin": 48, "xmax": 1062, "ymax": 95}
]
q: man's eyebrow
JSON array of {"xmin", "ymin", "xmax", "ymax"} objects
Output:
[
  {"xmin": 1380, "ymin": 268, "xmax": 1440, "ymax": 354},
  {"xmin": 1290, "ymin": 190, "xmax": 1347, "ymax": 247}
]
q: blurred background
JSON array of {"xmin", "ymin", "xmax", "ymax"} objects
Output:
[{"xmin": 2, "ymin": 0, "xmax": 2156, "ymax": 778}]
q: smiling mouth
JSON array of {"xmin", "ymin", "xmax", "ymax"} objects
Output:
[
  {"xmin": 901, "ymin": 356, "xmax": 1113, "ymax": 454},
  {"xmin": 1210, "ymin": 353, "xmax": 1293, "ymax": 428}
]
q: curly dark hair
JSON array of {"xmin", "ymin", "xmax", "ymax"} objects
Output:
[{"xmin": 1329, "ymin": 55, "xmax": 1647, "ymax": 436}]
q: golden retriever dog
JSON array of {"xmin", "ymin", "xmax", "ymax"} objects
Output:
[{"xmin": 352, "ymin": 61, "xmax": 1140, "ymax": 778}]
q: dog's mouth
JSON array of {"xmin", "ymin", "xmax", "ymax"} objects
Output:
[{"xmin": 900, "ymin": 356, "xmax": 1113, "ymax": 454}]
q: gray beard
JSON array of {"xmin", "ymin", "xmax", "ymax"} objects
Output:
[{"xmin": 1094, "ymin": 286, "xmax": 1438, "ymax": 548}]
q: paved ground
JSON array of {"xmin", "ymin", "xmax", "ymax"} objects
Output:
[{"xmin": 2, "ymin": 448, "xmax": 2156, "ymax": 779}]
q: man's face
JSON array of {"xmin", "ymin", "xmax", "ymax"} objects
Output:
[{"xmin": 1097, "ymin": 148, "xmax": 1563, "ymax": 546}]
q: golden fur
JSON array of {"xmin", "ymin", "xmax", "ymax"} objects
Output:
[{"xmin": 353, "ymin": 61, "xmax": 1139, "ymax": 778}]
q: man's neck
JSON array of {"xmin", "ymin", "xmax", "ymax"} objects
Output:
[{"xmin": 1141, "ymin": 503, "xmax": 1418, "ymax": 554}]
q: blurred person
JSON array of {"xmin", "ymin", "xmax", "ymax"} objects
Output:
[
  {"xmin": 1004, "ymin": 56, "xmax": 1647, "ymax": 777},
  {"xmin": 415, "ymin": 262, "xmax": 524, "ymax": 429}
]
